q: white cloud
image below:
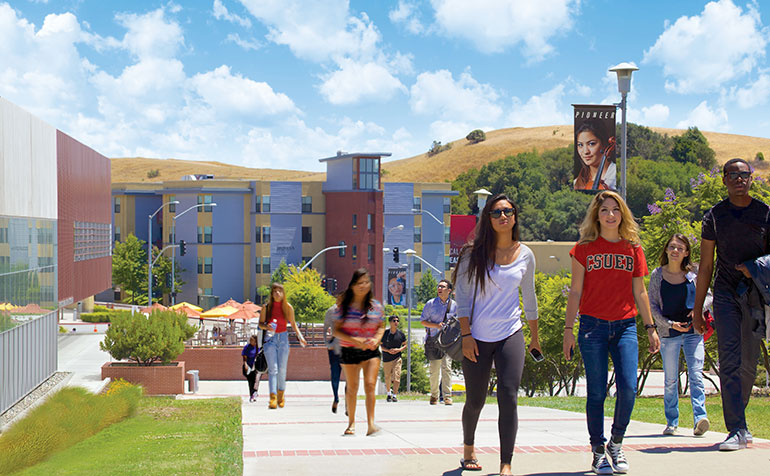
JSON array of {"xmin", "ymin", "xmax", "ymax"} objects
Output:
[
  {"xmin": 389, "ymin": 0, "xmax": 424, "ymax": 34},
  {"xmin": 116, "ymin": 8, "xmax": 185, "ymax": 60},
  {"xmin": 190, "ymin": 65, "xmax": 297, "ymax": 116},
  {"xmin": 225, "ymin": 33, "xmax": 261, "ymax": 51},
  {"xmin": 212, "ymin": 0, "xmax": 251, "ymax": 28},
  {"xmin": 643, "ymin": 0, "xmax": 768, "ymax": 93},
  {"xmin": 319, "ymin": 59, "xmax": 406, "ymax": 105},
  {"xmin": 429, "ymin": 0, "xmax": 579, "ymax": 59},
  {"xmin": 410, "ymin": 69, "xmax": 502, "ymax": 123},
  {"xmin": 734, "ymin": 73, "xmax": 770, "ymax": 108},
  {"xmin": 628, "ymin": 104, "xmax": 670, "ymax": 126},
  {"xmin": 676, "ymin": 101, "xmax": 729, "ymax": 131},
  {"xmin": 428, "ymin": 120, "xmax": 473, "ymax": 144},
  {"xmin": 507, "ymin": 84, "xmax": 568, "ymax": 127}
]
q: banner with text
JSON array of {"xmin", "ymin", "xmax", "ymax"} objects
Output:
[{"xmin": 572, "ymin": 104, "xmax": 617, "ymax": 192}]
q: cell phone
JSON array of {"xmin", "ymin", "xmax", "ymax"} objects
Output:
[{"xmin": 529, "ymin": 348, "xmax": 544, "ymax": 362}]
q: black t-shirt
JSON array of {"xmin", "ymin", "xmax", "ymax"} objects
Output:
[
  {"xmin": 702, "ymin": 198, "xmax": 770, "ymax": 291},
  {"xmin": 381, "ymin": 329, "xmax": 406, "ymax": 362}
]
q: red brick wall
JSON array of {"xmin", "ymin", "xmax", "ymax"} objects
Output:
[
  {"xmin": 177, "ymin": 346, "xmax": 339, "ymax": 381},
  {"xmin": 101, "ymin": 361, "xmax": 185, "ymax": 395}
]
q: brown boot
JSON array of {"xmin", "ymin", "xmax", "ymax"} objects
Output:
[
  {"xmin": 277, "ymin": 390, "xmax": 285, "ymax": 408},
  {"xmin": 268, "ymin": 393, "xmax": 277, "ymax": 409}
]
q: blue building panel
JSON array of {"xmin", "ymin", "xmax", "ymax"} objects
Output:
[
  {"xmin": 213, "ymin": 244, "xmax": 245, "ymax": 302},
  {"xmin": 383, "ymin": 183, "xmax": 414, "ymax": 214},
  {"xmin": 133, "ymin": 195, "xmax": 162, "ymax": 245},
  {"xmin": 211, "ymin": 193, "xmax": 245, "ymax": 243},
  {"xmin": 421, "ymin": 194, "xmax": 445, "ymax": 243},
  {"xmin": 270, "ymin": 214, "xmax": 302, "ymax": 271},
  {"xmin": 270, "ymin": 182, "xmax": 301, "ymax": 214},
  {"xmin": 324, "ymin": 160, "xmax": 353, "ymax": 191}
]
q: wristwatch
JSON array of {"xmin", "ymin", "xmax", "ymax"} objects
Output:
[{"xmin": 644, "ymin": 323, "xmax": 657, "ymax": 330}]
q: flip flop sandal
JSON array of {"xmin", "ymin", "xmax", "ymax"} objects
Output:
[
  {"xmin": 460, "ymin": 458, "xmax": 482, "ymax": 471},
  {"xmin": 343, "ymin": 427, "xmax": 355, "ymax": 436}
]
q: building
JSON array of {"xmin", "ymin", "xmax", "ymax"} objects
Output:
[
  {"xmin": 109, "ymin": 152, "xmax": 457, "ymax": 306},
  {"xmin": 0, "ymin": 97, "xmax": 111, "ymax": 414}
]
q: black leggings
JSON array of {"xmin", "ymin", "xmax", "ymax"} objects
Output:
[
  {"xmin": 243, "ymin": 367, "xmax": 259, "ymax": 396},
  {"xmin": 461, "ymin": 329, "xmax": 525, "ymax": 466}
]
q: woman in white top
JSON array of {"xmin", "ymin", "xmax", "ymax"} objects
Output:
[{"xmin": 453, "ymin": 193, "xmax": 541, "ymax": 476}]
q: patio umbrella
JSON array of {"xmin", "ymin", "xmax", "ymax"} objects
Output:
[
  {"xmin": 214, "ymin": 298, "xmax": 242, "ymax": 310},
  {"xmin": 0, "ymin": 303, "xmax": 16, "ymax": 311},
  {"xmin": 139, "ymin": 302, "xmax": 168, "ymax": 313},
  {"xmin": 174, "ymin": 304, "xmax": 201, "ymax": 318},
  {"xmin": 225, "ymin": 308, "xmax": 257, "ymax": 321},
  {"xmin": 241, "ymin": 300, "xmax": 261, "ymax": 313},
  {"xmin": 199, "ymin": 305, "xmax": 240, "ymax": 318},
  {"xmin": 10, "ymin": 303, "xmax": 47, "ymax": 315},
  {"xmin": 170, "ymin": 302, "xmax": 202, "ymax": 312}
]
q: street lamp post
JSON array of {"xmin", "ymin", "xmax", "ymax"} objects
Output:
[
  {"xmin": 609, "ymin": 62, "xmax": 638, "ymax": 201},
  {"xmin": 148, "ymin": 200, "xmax": 179, "ymax": 305},
  {"xmin": 300, "ymin": 245, "xmax": 347, "ymax": 271},
  {"xmin": 383, "ymin": 224, "xmax": 404, "ymax": 300},
  {"xmin": 170, "ymin": 202, "xmax": 217, "ymax": 305},
  {"xmin": 404, "ymin": 248, "xmax": 416, "ymax": 392},
  {"xmin": 473, "ymin": 189, "xmax": 492, "ymax": 217}
]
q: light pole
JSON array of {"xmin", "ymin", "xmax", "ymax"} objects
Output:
[
  {"xmin": 404, "ymin": 248, "xmax": 416, "ymax": 392},
  {"xmin": 609, "ymin": 62, "xmax": 638, "ymax": 201},
  {"xmin": 171, "ymin": 202, "xmax": 217, "ymax": 304},
  {"xmin": 148, "ymin": 200, "xmax": 179, "ymax": 304},
  {"xmin": 383, "ymin": 224, "xmax": 404, "ymax": 301},
  {"xmin": 473, "ymin": 188, "xmax": 491, "ymax": 216},
  {"xmin": 300, "ymin": 245, "xmax": 347, "ymax": 271}
]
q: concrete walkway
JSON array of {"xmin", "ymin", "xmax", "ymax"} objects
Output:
[{"xmin": 178, "ymin": 380, "xmax": 770, "ymax": 476}]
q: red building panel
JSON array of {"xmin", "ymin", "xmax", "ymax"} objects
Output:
[
  {"xmin": 324, "ymin": 190, "xmax": 383, "ymax": 301},
  {"xmin": 57, "ymin": 131, "xmax": 112, "ymax": 304}
]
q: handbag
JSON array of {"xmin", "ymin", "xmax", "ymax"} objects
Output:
[
  {"xmin": 438, "ymin": 290, "xmax": 475, "ymax": 362},
  {"xmin": 703, "ymin": 310, "xmax": 715, "ymax": 341},
  {"xmin": 255, "ymin": 349, "xmax": 267, "ymax": 373},
  {"xmin": 424, "ymin": 300, "xmax": 451, "ymax": 361}
]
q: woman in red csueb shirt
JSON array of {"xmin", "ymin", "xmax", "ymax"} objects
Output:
[
  {"xmin": 563, "ymin": 190, "xmax": 660, "ymax": 476},
  {"xmin": 331, "ymin": 268, "xmax": 385, "ymax": 437}
]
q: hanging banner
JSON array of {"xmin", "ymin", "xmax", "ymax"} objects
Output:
[
  {"xmin": 387, "ymin": 267, "xmax": 407, "ymax": 307},
  {"xmin": 449, "ymin": 215, "xmax": 477, "ymax": 268},
  {"xmin": 572, "ymin": 105, "xmax": 617, "ymax": 191}
]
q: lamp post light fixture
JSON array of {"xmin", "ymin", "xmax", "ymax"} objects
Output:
[
  {"xmin": 170, "ymin": 202, "xmax": 217, "ymax": 305},
  {"xmin": 148, "ymin": 200, "xmax": 179, "ymax": 305},
  {"xmin": 473, "ymin": 188, "xmax": 492, "ymax": 217},
  {"xmin": 609, "ymin": 62, "xmax": 638, "ymax": 201}
]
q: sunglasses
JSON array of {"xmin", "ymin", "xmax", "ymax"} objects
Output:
[
  {"xmin": 489, "ymin": 208, "xmax": 515, "ymax": 219},
  {"xmin": 725, "ymin": 171, "xmax": 751, "ymax": 181}
]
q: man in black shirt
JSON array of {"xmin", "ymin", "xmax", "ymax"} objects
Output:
[
  {"xmin": 693, "ymin": 158, "xmax": 768, "ymax": 451},
  {"xmin": 381, "ymin": 315, "xmax": 406, "ymax": 402}
]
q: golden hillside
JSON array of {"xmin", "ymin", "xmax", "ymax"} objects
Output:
[{"xmin": 111, "ymin": 126, "xmax": 770, "ymax": 184}]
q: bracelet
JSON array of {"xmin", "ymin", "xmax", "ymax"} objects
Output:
[
  {"xmin": 462, "ymin": 333, "xmax": 472, "ymax": 337},
  {"xmin": 644, "ymin": 323, "xmax": 657, "ymax": 330}
]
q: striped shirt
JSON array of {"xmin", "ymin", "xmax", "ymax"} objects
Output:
[{"xmin": 332, "ymin": 300, "xmax": 384, "ymax": 348}]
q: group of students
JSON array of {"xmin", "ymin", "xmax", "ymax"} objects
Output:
[{"xmin": 240, "ymin": 158, "xmax": 766, "ymax": 475}]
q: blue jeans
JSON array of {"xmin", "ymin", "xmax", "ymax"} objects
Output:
[
  {"xmin": 660, "ymin": 333, "xmax": 707, "ymax": 428},
  {"xmin": 263, "ymin": 332, "xmax": 289, "ymax": 394},
  {"xmin": 578, "ymin": 315, "xmax": 638, "ymax": 447},
  {"xmin": 328, "ymin": 349, "xmax": 341, "ymax": 402}
]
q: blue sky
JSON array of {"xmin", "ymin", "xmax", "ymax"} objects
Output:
[{"xmin": 2, "ymin": 0, "xmax": 769, "ymax": 172}]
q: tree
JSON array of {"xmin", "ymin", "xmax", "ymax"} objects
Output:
[
  {"xmin": 671, "ymin": 127, "xmax": 716, "ymax": 169},
  {"xmin": 271, "ymin": 260, "xmax": 290, "ymax": 284},
  {"xmin": 112, "ymin": 234, "xmax": 148, "ymax": 305},
  {"xmin": 427, "ymin": 140, "xmax": 451, "ymax": 157},
  {"xmin": 414, "ymin": 272, "xmax": 438, "ymax": 304},
  {"xmin": 100, "ymin": 310, "xmax": 196, "ymax": 365},
  {"xmin": 466, "ymin": 129, "xmax": 486, "ymax": 144},
  {"xmin": 757, "ymin": 152, "xmax": 765, "ymax": 162},
  {"xmin": 625, "ymin": 123, "xmax": 674, "ymax": 162},
  {"xmin": 282, "ymin": 266, "xmax": 336, "ymax": 323}
]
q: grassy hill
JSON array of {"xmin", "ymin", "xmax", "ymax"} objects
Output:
[{"xmin": 111, "ymin": 126, "xmax": 770, "ymax": 184}]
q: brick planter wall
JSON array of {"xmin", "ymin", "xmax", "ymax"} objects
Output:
[
  {"xmin": 177, "ymin": 345, "xmax": 338, "ymax": 381},
  {"xmin": 101, "ymin": 361, "xmax": 186, "ymax": 395}
]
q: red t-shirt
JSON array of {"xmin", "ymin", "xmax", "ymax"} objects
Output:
[
  {"xmin": 570, "ymin": 236, "xmax": 648, "ymax": 321},
  {"xmin": 268, "ymin": 303, "xmax": 288, "ymax": 333}
]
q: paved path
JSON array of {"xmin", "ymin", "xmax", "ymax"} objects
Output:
[{"xmin": 180, "ymin": 380, "xmax": 769, "ymax": 476}]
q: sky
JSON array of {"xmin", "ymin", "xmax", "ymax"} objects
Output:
[{"xmin": 2, "ymin": 0, "xmax": 770, "ymax": 172}]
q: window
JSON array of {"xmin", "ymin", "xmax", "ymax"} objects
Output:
[
  {"xmin": 413, "ymin": 196, "xmax": 421, "ymax": 211},
  {"xmin": 203, "ymin": 287, "xmax": 213, "ymax": 296},
  {"xmin": 168, "ymin": 195, "xmax": 176, "ymax": 213},
  {"xmin": 197, "ymin": 226, "xmax": 212, "ymax": 244},
  {"xmin": 114, "ymin": 289, "xmax": 121, "ymax": 301},
  {"xmin": 114, "ymin": 226, "xmax": 121, "ymax": 243},
  {"xmin": 73, "ymin": 221, "xmax": 111, "ymax": 262},
  {"xmin": 368, "ymin": 244, "xmax": 373, "ymax": 261},
  {"xmin": 352, "ymin": 214, "xmax": 357, "ymax": 229},
  {"xmin": 262, "ymin": 227, "xmax": 271, "ymax": 243},
  {"xmin": 339, "ymin": 241, "xmax": 346, "ymax": 257},
  {"xmin": 443, "ymin": 197, "xmax": 451, "ymax": 214},
  {"xmin": 262, "ymin": 195, "xmax": 271, "ymax": 213},
  {"xmin": 414, "ymin": 261, "xmax": 421, "ymax": 273},
  {"xmin": 414, "ymin": 226, "xmax": 421, "ymax": 242},
  {"xmin": 113, "ymin": 197, "xmax": 121, "ymax": 213},
  {"xmin": 197, "ymin": 195, "xmax": 213, "ymax": 212},
  {"xmin": 302, "ymin": 226, "xmax": 312, "ymax": 243},
  {"xmin": 255, "ymin": 226, "xmax": 261, "ymax": 243},
  {"xmin": 262, "ymin": 257, "xmax": 270, "ymax": 274},
  {"xmin": 352, "ymin": 245, "xmax": 357, "ymax": 260},
  {"xmin": 357, "ymin": 158, "xmax": 379, "ymax": 190},
  {"xmin": 302, "ymin": 196, "xmax": 312, "ymax": 213},
  {"xmin": 168, "ymin": 225, "xmax": 175, "ymax": 244},
  {"xmin": 445, "ymin": 255, "xmax": 451, "ymax": 272},
  {"xmin": 444, "ymin": 226, "xmax": 450, "ymax": 243},
  {"xmin": 367, "ymin": 214, "xmax": 373, "ymax": 231},
  {"xmin": 0, "ymin": 227, "xmax": 7, "ymax": 243},
  {"xmin": 255, "ymin": 195, "xmax": 261, "ymax": 213},
  {"xmin": 198, "ymin": 257, "xmax": 213, "ymax": 274}
]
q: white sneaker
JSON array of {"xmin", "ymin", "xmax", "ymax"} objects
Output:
[
  {"xmin": 693, "ymin": 418, "xmax": 709, "ymax": 436},
  {"xmin": 663, "ymin": 425, "xmax": 678, "ymax": 436},
  {"xmin": 606, "ymin": 439, "xmax": 629, "ymax": 474},
  {"xmin": 743, "ymin": 428, "xmax": 753, "ymax": 444},
  {"xmin": 591, "ymin": 448, "xmax": 613, "ymax": 475},
  {"xmin": 719, "ymin": 431, "xmax": 747, "ymax": 451}
]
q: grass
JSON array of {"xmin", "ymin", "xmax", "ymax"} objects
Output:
[{"xmin": 13, "ymin": 397, "xmax": 242, "ymax": 476}]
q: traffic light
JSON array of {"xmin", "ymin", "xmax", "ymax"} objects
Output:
[
  {"xmin": 179, "ymin": 240, "xmax": 186, "ymax": 256},
  {"xmin": 321, "ymin": 277, "xmax": 327, "ymax": 291},
  {"xmin": 165, "ymin": 273, "xmax": 173, "ymax": 288},
  {"xmin": 392, "ymin": 246, "xmax": 399, "ymax": 263},
  {"xmin": 330, "ymin": 278, "xmax": 337, "ymax": 293}
]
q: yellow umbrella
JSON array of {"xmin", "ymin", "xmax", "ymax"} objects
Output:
[
  {"xmin": 0, "ymin": 303, "xmax": 16, "ymax": 311},
  {"xmin": 199, "ymin": 305, "xmax": 240, "ymax": 318},
  {"xmin": 170, "ymin": 302, "xmax": 203, "ymax": 312}
]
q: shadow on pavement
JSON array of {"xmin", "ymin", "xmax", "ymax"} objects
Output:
[{"xmin": 637, "ymin": 444, "xmax": 720, "ymax": 454}]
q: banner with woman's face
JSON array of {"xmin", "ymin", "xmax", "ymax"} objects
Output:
[
  {"xmin": 572, "ymin": 105, "xmax": 617, "ymax": 192},
  {"xmin": 387, "ymin": 267, "xmax": 407, "ymax": 307}
]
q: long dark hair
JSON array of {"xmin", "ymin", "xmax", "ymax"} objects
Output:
[
  {"xmin": 340, "ymin": 268, "xmax": 374, "ymax": 319},
  {"xmin": 574, "ymin": 119, "xmax": 613, "ymax": 187},
  {"xmin": 659, "ymin": 233, "xmax": 692, "ymax": 271},
  {"xmin": 262, "ymin": 282, "xmax": 289, "ymax": 324},
  {"xmin": 452, "ymin": 193, "xmax": 519, "ymax": 294}
]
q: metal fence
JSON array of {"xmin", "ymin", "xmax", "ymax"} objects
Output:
[{"xmin": 0, "ymin": 311, "xmax": 57, "ymax": 415}]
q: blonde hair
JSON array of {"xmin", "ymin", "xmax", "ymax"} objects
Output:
[{"xmin": 578, "ymin": 190, "xmax": 640, "ymax": 245}]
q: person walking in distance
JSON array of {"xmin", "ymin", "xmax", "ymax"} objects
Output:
[
  {"xmin": 563, "ymin": 190, "xmax": 660, "ymax": 475},
  {"xmin": 692, "ymin": 158, "xmax": 769, "ymax": 451},
  {"xmin": 323, "ymin": 302, "xmax": 343, "ymax": 413},
  {"xmin": 242, "ymin": 335, "xmax": 261, "ymax": 402},
  {"xmin": 381, "ymin": 315, "xmax": 406, "ymax": 402},
  {"xmin": 421, "ymin": 279, "xmax": 457, "ymax": 405},
  {"xmin": 453, "ymin": 194, "xmax": 541, "ymax": 476}
]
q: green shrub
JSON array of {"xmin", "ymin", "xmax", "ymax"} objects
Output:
[
  {"xmin": 466, "ymin": 129, "xmax": 486, "ymax": 144},
  {"xmin": 92, "ymin": 304, "xmax": 112, "ymax": 312},
  {"xmin": 147, "ymin": 169, "xmax": 160, "ymax": 179},
  {"xmin": 100, "ymin": 310, "xmax": 196, "ymax": 365},
  {"xmin": 0, "ymin": 384, "xmax": 141, "ymax": 475},
  {"xmin": 81, "ymin": 310, "xmax": 133, "ymax": 323},
  {"xmin": 0, "ymin": 312, "xmax": 16, "ymax": 333}
]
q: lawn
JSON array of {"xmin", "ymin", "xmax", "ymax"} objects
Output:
[{"xmin": 14, "ymin": 397, "xmax": 242, "ymax": 476}]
